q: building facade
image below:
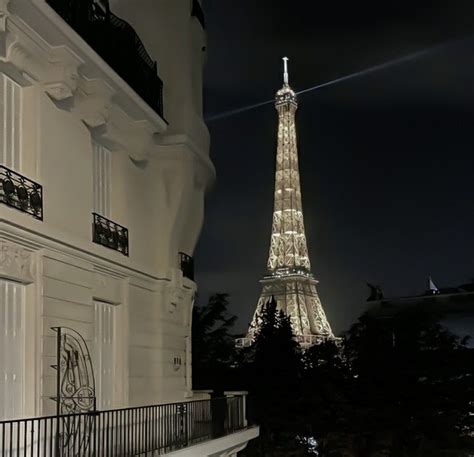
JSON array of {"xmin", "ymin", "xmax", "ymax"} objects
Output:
[
  {"xmin": 0, "ymin": 0, "xmax": 257, "ymax": 454},
  {"xmin": 366, "ymin": 278, "xmax": 474, "ymax": 333}
]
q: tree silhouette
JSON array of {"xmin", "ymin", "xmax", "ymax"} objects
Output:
[
  {"xmin": 344, "ymin": 307, "xmax": 474, "ymax": 456},
  {"xmin": 240, "ymin": 298, "xmax": 311, "ymax": 456},
  {"xmin": 192, "ymin": 293, "xmax": 237, "ymax": 393},
  {"xmin": 192, "ymin": 294, "xmax": 474, "ymax": 456}
]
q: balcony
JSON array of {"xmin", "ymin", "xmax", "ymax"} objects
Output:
[
  {"xmin": 191, "ymin": 0, "xmax": 206, "ymax": 29},
  {"xmin": 92, "ymin": 213, "xmax": 129, "ymax": 256},
  {"xmin": 0, "ymin": 166, "xmax": 43, "ymax": 220},
  {"xmin": 0, "ymin": 396, "xmax": 251, "ymax": 455},
  {"xmin": 179, "ymin": 252, "xmax": 195, "ymax": 281},
  {"xmin": 45, "ymin": 0, "xmax": 164, "ymax": 118}
]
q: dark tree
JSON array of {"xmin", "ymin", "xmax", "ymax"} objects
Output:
[
  {"xmin": 192, "ymin": 293, "xmax": 237, "ymax": 393},
  {"xmin": 344, "ymin": 307, "xmax": 474, "ymax": 456},
  {"xmin": 301, "ymin": 340, "xmax": 355, "ymax": 456},
  {"xmin": 241, "ymin": 298, "xmax": 311, "ymax": 456}
]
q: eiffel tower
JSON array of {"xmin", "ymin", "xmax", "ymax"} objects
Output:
[{"xmin": 237, "ymin": 58, "xmax": 334, "ymax": 348}]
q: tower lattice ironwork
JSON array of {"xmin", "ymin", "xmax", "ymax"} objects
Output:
[{"xmin": 237, "ymin": 58, "xmax": 334, "ymax": 348}]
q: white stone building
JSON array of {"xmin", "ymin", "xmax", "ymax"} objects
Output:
[{"xmin": 0, "ymin": 0, "xmax": 258, "ymax": 454}]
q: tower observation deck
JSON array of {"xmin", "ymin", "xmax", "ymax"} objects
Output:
[{"xmin": 236, "ymin": 58, "xmax": 334, "ymax": 348}]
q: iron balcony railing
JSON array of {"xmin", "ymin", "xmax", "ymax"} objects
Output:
[
  {"xmin": 45, "ymin": 0, "xmax": 164, "ymax": 118},
  {"xmin": 0, "ymin": 396, "xmax": 247, "ymax": 456},
  {"xmin": 191, "ymin": 0, "xmax": 206, "ymax": 29},
  {"xmin": 179, "ymin": 252, "xmax": 194, "ymax": 281},
  {"xmin": 0, "ymin": 165, "xmax": 43, "ymax": 220},
  {"xmin": 92, "ymin": 213, "xmax": 129, "ymax": 256}
]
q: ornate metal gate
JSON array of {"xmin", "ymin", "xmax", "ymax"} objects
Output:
[{"xmin": 50, "ymin": 327, "xmax": 96, "ymax": 456}]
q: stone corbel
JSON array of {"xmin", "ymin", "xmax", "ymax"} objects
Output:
[
  {"xmin": 165, "ymin": 284, "xmax": 185, "ymax": 316},
  {"xmin": 74, "ymin": 78, "xmax": 115, "ymax": 128},
  {"xmin": 0, "ymin": 0, "xmax": 10, "ymax": 34},
  {"xmin": 43, "ymin": 45, "xmax": 83, "ymax": 100},
  {"xmin": 0, "ymin": 13, "xmax": 47, "ymax": 81},
  {"xmin": 0, "ymin": 240, "xmax": 34, "ymax": 284},
  {"xmin": 6, "ymin": 40, "xmax": 42, "ymax": 78},
  {"xmin": 1, "ymin": 26, "xmax": 82, "ymax": 99},
  {"xmin": 99, "ymin": 104, "xmax": 155, "ymax": 159}
]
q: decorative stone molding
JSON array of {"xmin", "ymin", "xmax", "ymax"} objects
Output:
[
  {"xmin": 43, "ymin": 46, "xmax": 82, "ymax": 100},
  {"xmin": 93, "ymin": 270, "xmax": 123, "ymax": 304},
  {"xmin": 7, "ymin": 40, "xmax": 46, "ymax": 88},
  {"xmin": 99, "ymin": 105, "xmax": 156, "ymax": 160},
  {"xmin": 155, "ymin": 133, "xmax": 215, "ymax": 191},
  {"xmin": 162, "ymin": 275, "xmax": 195, "ymax": 325},
  {"xmin": 0, "ymin": 17, "xmax": 83, "ymax": 100},
  {"xmin": 166, "ymin": 284, "xmax": 194, "ymax": 316},
  {"xmin": 74, "ymin": 78, "xmax": 115, "ymax": 127},
  {"xmin": 167, "ymin": 286, "xmax": 184, "ymax": 314},
  {"xmin": 0, "ymin": 240, "xmax": 34, "ymax": 284},
  {"xmin": 0, "ymin": 0, "xmax": 10, "ymax": 34},
  {"xmin": 1, "ymin": 0, "xmax": 167, "ymax": 160}
]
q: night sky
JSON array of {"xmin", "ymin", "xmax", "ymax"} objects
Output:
[{"xmin": 195, "ymin": 0, "xmax": 474, "ymax": 335}]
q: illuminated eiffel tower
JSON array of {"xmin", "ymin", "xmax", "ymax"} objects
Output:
[{"xmin": 237, "ymin": 58, "xmax": 334, "ymax": 348}]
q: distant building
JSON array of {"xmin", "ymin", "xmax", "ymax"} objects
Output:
[
  {"xmin": 236, "ymin": 58, "xmax": 334, "ymax": 349},
  {"xmin": 0, "ymin": 0, "xmax": 257, "ymax": 454},
  {"xmin": 366, "ymin": 277, "xmax": 474, "ymax": 324}
]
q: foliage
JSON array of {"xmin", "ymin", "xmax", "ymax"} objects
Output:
[
  {"xmin": 192, "ymin": 294, "xmax": 474, "ymax": 456},
  {"xmin": 191, "ymin": 293, "xmax": 237, "ymax": 392},
  {"xmin": 239, "ymin": 298, "xmax": 310, "ymax": 456},
  {"xmin": 343, "ymin": 307, "xmax": 474, "ymax": 456}
]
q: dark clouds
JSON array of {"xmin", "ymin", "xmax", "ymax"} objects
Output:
[{"xmin": 196, "ymin": 1, "xmax": 474, "ymax": 334}]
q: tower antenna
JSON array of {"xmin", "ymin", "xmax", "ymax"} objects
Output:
[{"xmin": 283, "ymin": 56, "xmax": 289, "ymax": 85}]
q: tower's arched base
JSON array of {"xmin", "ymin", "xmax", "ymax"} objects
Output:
[{"xmin": 237, "ymin": 274, "xmax": 334, "ymax": 348}]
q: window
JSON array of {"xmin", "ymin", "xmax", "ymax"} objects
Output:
[
  {"xmin": 92, "ymin": 141, "xmax": 111, "ymax": 218},
  {"xmin": 0, "ymin": 74, "xmax": 22, "ymax": 171},
  {"xmin": 0, "ymin": 280, "xmax": 25, "ymax": 419},
  {"xmin": 93, "ymin": 300, "xmax": 115, "ymax": 409}
]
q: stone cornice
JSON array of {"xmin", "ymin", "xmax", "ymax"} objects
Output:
[
  {"xmin": 1, "ymin": 0, "xmax": 167, "ymax": 155},
  {"xmin": 0, "ymin": 239, "xmax": 34, "ymax": 284},
  {"xmin": 0, "ymin": 216, "xmax": 159, "ymax": 287}
]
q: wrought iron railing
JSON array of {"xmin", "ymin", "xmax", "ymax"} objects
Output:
[
  {"xmin": 0, "ymin": 396, "xmax": 247, "ymax": 456},
  {"xmin": 0, "ymin": 165, "xmax": 43, "ymax": 220},
  {"xmin": 45, "ymin": 0, "xmax": 164, "ymax": 118},
  {"xmin": 92, "ymin": 213, "xmax": 129, "ymax": 256},
  {"xmin": 179, "ymin": 252, "xmax": 194, "ymax": 281},
  {"xmin": 191, "ymin": 0, "xmax": 205, "ymax": 29}
]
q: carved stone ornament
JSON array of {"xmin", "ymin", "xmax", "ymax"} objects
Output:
[
  {"xmin": 0, "ymin": 241, "xmax": 34, "ymax": 284},
  {"xmin": 43, "ymin": 46, "xmax": 82, "ymax": 100},
  {"xmin": 74, "ymin": 78, "xmax": 115, "ymax": 128},
  {"xmin": 167, "ymin": 286, "xmax": 184, "ymax": 314},
  {"xmin": 0, "ymin": 0, "xmax": 10, "ymax": 34}
]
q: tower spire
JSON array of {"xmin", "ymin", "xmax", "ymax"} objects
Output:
[{"xmin": 283, "ymin": 56, "xmax": 289, "ymax": 85}]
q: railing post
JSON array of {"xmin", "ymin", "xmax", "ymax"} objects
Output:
[
  {"xmin": 224, "ymin": 391, "xmax": 248, "ymax": 428},
  {"xmin": 55, "ymin": 327, "xmax": 61, "ymax": 457},
  {"xmin": 104, "ymin": 0, "xmax": 111, "ymax": 20}
]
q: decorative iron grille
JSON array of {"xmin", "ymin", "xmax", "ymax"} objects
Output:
[
  {"xmin": 45, "ymin": 0, "xmax": 164, "ymax": 118},
  {"xmin": 0, "ymin": 165, "xmax": 43, "ymax": 220},
  {"xmin": 191, "ymin": 0, "xmax": 205, "ymax": 29},
  {"xmin": 179, "ymin": 252, "xmax": 194, "ymax": 281},
  {"xmin": 92, "ymin": 213, "xmax": 129, "ymax": 256},
  {"xmin": 50, "ymin": 327, "xmax": 97, "ymax": 456}
]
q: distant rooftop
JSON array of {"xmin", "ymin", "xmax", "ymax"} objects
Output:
[{"xmin": 366, "ymin": 278, "xmax": 474, "ymax": 317}]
